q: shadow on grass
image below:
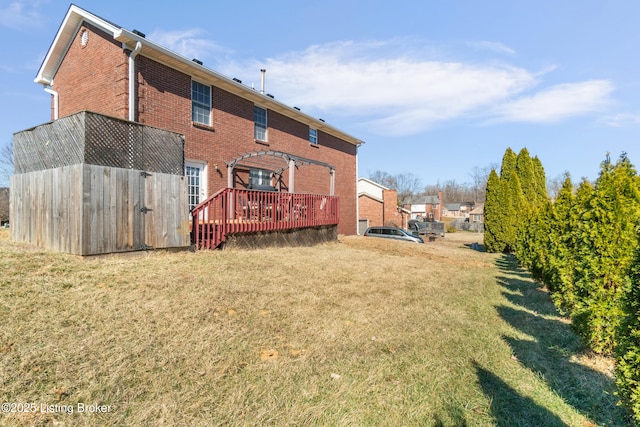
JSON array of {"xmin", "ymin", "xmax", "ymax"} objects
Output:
[
  {"xmin": 495, "ymin": 254, "xmax": 630, "ymax": 427},
  {"xmin": 474, "ymin": 360, "xmax": 568, "ymax": 427}
]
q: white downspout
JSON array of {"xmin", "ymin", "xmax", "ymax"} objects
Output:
[
  {"xmin": 128, "ymin": 41, "xmax": 142, "ymax": 122},
  {"xmin": 355, "ymin": 148, "xmax": 360, "ymax": 235},
  {"xmin": 44, "ymin": 86, "xmax": 59, "ymax": 120}
]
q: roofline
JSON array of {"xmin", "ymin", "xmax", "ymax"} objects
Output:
[
  {"xmin": 357, "ymin": 176, "xmax": 390, "ymax": 190},
  {"xmin": 357, "ymin": 192, "xmax": 384, "ymax": 203},
  {"xmin": 34, "ymin": 5, "xmax": 364, "ymax": 147}
]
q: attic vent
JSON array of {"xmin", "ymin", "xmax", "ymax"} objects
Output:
[
  {"xmin": 233, "ymin": 78, "xmax": 242, "ymax": 83},
  {"xmin": 266, "ymin": 94, "xmax": 274, "ymax": 99},
  {"xmin": 80, "ymin": 30, "xmax": 88, "ymax": 47},
  {"xmin": 132, "ymin": 29, "xmax": 146, "ymax": 38},
  {"xmin": 192, "ymin": 58, "xmax": 203, "ymax": 65}
]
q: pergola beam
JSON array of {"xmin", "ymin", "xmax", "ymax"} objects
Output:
[{"xmin": 225, "ymin": 150, "xmax": 336, "ymax": 194}]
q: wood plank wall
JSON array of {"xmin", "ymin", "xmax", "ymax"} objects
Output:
[{"xmin": 10, "ymin": 164, "xmax": 189, "ymax": 255}]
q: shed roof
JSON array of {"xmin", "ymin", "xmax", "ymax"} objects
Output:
[{"xmin": 35, "ymin": 5, "xmax": 364, "ymax": 147}]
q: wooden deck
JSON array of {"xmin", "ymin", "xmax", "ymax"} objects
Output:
[{"xmin": 191, "ymin": 188, "xmax": 339, "ymax": 249}]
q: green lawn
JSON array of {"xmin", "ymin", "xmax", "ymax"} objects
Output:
[{"xmin": 0, "ymin": 230, "xmax": 630, "ymax": 426}]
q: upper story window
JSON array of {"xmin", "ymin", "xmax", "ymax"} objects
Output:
[
  {"xmin": 254, "ymin": 106, "xmax": 267, "ymax": 141},
  {"xmin": 192, "ymin": 80, "xmax": 211, "ymax": 125},
  {"xmin": 309, "ymin": 127, "xmax": 318, "ymax": 145}
]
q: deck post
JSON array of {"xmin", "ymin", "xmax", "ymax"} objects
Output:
[
  {"xmin": 288, "ymin": 158, "xmax": 295, "ymax": 193},
  {"xmin": 227, "ymin": 164, "xmax": 233, "ymax": 188},
  {"xmin": 227, "ymin": 165, "xmax": 235, "ymax": 219},
  {"xmin": 330, "ymin": 169, "xmax": 335, "ymax": 196}
]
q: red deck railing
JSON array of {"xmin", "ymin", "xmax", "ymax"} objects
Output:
[{"xmin": 191, "ymin": 188, "xmax": 340, "ymax": 249}]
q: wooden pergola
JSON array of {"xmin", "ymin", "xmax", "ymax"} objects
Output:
[{"xmin": 226, "ymin": 150, "xmax": 336, "ymax": 195}]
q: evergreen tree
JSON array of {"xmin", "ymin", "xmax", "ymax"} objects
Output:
[
  {"xmin": 501, "ymin": 170, "xmax": 524, "ymax": 253},
  {"xmin": 570, "ymin": 154, "xmax": 640, "ymax": 353},
  {"xmin": 616, "ymin": 238, "xmax": 640, "ymax": 424},
  {"xmin": 516, "ymin": 147, "xmax": 536, "ymax": 210},
  {"xmin": 484, "ymin": 169, "xmax": 504, "ymax": 253},
  {"xmin": 500, "ymin": 147, "xmax": 517, "ymax": 179},
  {"xmin": 545, "ymin": 174, "xmax": 574, "ymax": 294},
  {"xmin": 532, "ymin": 156, "xmax": 548, "ymax": 207}
]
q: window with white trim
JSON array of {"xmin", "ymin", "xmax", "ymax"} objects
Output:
[
  {"xmin": 309, "ymin": 127, "xmax": 318, "ymax": 145},
  {"xmin": 249, "ymin": 168, "xmax": 272, "ymax": 187},
  {"xmin": 254, "ymin": 106, "xmax": 267, "ymax": 141},
  {"xmin": 191, "ymin": 81, "xmax": 211, "ymax": 125}
]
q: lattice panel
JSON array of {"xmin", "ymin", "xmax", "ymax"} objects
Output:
[{"xmin": 14, "ymin": 111, "xmax": 184, "ymax": 175}]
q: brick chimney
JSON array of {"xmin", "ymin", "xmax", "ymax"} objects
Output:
[{"xmin": 382, "ymin": 189, "xmax": 399, "ymax": 226}]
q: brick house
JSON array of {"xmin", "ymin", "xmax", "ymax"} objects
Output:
[
  {"xmin": 357, "ymin": 178, "xmax": 409, "ymax": 234},
  {"xmin": 33, "ymin": 5, "xmax": 363, "ymax": 238},
  {"xmin": 405, "ymin": 192, "xmax": 443, "ymax": 221}
]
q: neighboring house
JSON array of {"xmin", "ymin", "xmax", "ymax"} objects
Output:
[
  {"xmin": 32, "ymin": 5, "xmax": 363, "ymax": 237},
  {"xmin": 405, "ymin": 192, "xmax": 443, "ymax": 221},
  {"xmin": 357, "ymin": 178, "xmax": 409, "ymax": 234},
  {"xmin": 442, "ymin": 202, "xmax": 475, "ymax": 218},
  {"xmin": 469, "ymin": 203, "xmax": 484, "ymax": 223}
]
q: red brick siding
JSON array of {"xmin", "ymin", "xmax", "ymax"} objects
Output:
[
  {"xmin": 359, "ymin": 195, "xmax": 383, "ymax": 227},
  {"xmin": 50, "ymin": 25, "xmax": 359, "ymax": 235},
  {"xmin": 53, "ymin": 23, "xmax": 128, "ymax": 120}
]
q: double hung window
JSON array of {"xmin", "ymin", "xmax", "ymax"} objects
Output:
[
  {"xmin": 254, "ymin": 106, "xmax": 267, "ymax": 141},
  {"xmin": 192, "ymin": 81, "xmax": 211, "ymax": 125},
  {"xmin": 309, "ymin": 127, "xmax": 318, "ymax": 145}
]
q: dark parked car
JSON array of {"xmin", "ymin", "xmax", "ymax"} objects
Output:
[
  {"xmin": 364, "ymin": 226, "xmax": 424, "ymax": 243},
  {"xmin": 407, "ymin": 219, "xmax": 445, "ymax": 238}
]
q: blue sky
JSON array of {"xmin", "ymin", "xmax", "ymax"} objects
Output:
[{"xmin": 1, "ymin": 0, "xmax": 639, "ymax": 188}]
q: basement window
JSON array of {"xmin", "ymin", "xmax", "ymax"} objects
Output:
[{"xmin": 191, "ymin": 80, "xmax": 211, "ymax": 125}]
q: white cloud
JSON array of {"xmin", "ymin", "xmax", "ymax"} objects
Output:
[
  {"xmin": 467, "ymin": 41, "xmax": 516, "ymax": 55},
  {"xmin": 149, "ymin": 28, "xmax": 230, "ymax": 60},
  {"xmin": 222, "ymin": 41, "xmax": 538, "ymax": 135},
  {"xmin": 490, "ymin": 80, "xmax": 614, "ymax": 123},
  {"xmin": 0, "ymin": 0, "xmax": 44, "ymax": 29},
  {"xmin": 215, "ymin": 40, "xmax": 615, "ymax": 135},
  {"xmin": 602, "ymin": 112, "xmax": 640, "ymax": 127}
]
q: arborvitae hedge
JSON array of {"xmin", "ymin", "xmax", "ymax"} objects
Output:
[
  {"xmin": 510, "ymin": 153, "xmax": 640, "ymax": 422},
  {"xmin": 616, "ymin": 241, "xmax": 640, "ymax": 424}
]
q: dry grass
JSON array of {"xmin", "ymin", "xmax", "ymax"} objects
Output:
[{"xmin": 0, "ymin": 229, "xmax": 630, "ymax": 426}]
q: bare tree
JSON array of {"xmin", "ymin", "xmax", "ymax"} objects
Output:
[
  {"xmin": 0, "ymin": 140, "xmax": 13, "ymax": 188},
  {"xmin": 547, "ymin": 172, "xmax": 572, "ymax": 201},
  {"xmin": 368, "ymin": 170, "xmax": 396, "ymax": 189},
  {"xmin": 469, "ymin": 164, "xmax": 497, "ymax": 203},
  {"xmin": 0, "ymin": 188, "xmax": 8, "ymax": 223},
  {"xmin": 368, "ymin": 171, "xmax": 422, "ymax": 205},
  {"xmin": 394, "ymin": 173, "xmax": 423, "ymax": 205}
]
